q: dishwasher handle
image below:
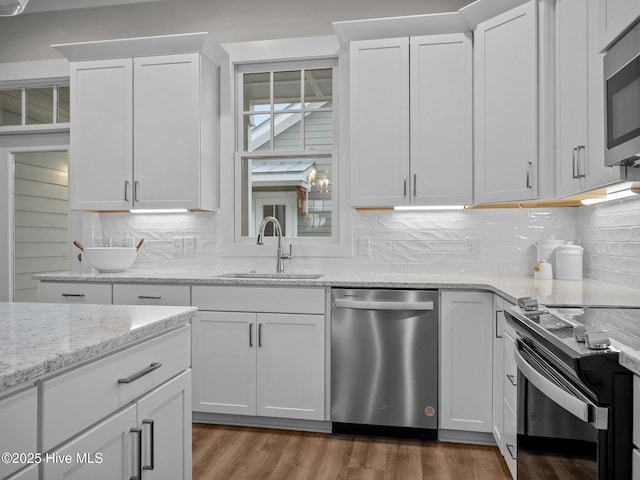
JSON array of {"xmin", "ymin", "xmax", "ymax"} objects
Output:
[{"xmin": 334, "ymin": 298, "xmax": 434, "ymax": 311}]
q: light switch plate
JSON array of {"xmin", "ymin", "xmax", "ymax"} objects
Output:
[
  {"xmin": 358, "ymin": 237, "xmax": 370, "ymax": 256},
  {"xmin": 173, "ymin": 237, "xmax": 184, "ymax": 256}
]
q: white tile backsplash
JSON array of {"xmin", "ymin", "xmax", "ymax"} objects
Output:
[{"xmin": 86, "ymin": 197, "xmax": 640, "ymax": 287}]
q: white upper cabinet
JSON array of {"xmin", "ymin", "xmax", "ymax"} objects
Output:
[
  {"xmin": 350, "ymin": 37, "xmax": 410, "ymax": 207},
  {"xmin": 410, "ymin": 34, "xmax": 473, "ymax": 206},
  {"xmin": 474, "ymin": 1, "xmax": 540, "ymax": 203},
  {"xmin": 556, "ymin": 0, "xmax": 622, "ymax": 197},
  {"xmin": 61, "ymin": 34, "xmax": 221, "ymax": 211},
  {"xmin": 349, "ymin": 34, "xmax": 472, "ymax": 207},
  {"xmin": 599, "ymin": 0, "xmax": 640, "ymax": 51}
]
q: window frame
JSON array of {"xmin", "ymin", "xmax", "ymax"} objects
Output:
[
  {"xmin": 0, "ymin": 83, "xmax": 70, "ymax": 132},
  {"xmin": 233, "ymin": 57, "xmax": 347, "ymax": 254}
]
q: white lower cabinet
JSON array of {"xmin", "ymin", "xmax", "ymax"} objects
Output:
[
  {"xmin": 0, "ymin": 388, "xmax": 37, "ymax": 479},
  {"xmin": 5, "ymin": 465, "xmax": 38, "ymax": 480},
  {"xmin": 40, "ymin": 327, "xmax": 192, "ymax": 480},
  {"xmin": 439, "ymin": 290, "xmax": 494, "ymax": 433},
  {"xmin": 191, "ymin": 286, "xmax": 326, "ymax": 421},
  {"xmin": 503, "ymin": 329, "xmax": 518, "ymax": 479}
]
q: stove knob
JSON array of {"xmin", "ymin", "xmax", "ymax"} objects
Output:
[{"xmin": 585, "ymin": 330, "xmax": 611, "ymax": 350}]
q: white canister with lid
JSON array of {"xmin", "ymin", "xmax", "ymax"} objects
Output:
[
  {"xmin": 555, "ymin": 243, "xmax": 584, "ymax": 280},
  {"xmin": 535, "ymin": 238, "xmax": 567, "ymax": 270}
]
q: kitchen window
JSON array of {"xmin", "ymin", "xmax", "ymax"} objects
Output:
[
  {"xmin": 235, "ymin": 60, "xmax": 337, "ymax": 243},
  {"xmin": 0, "ymin": 84, "xmax": 70, "ymax": 127}
]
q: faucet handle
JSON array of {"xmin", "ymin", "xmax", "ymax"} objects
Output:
[{"xmin": 280, "ymin": 243, "xmax": 292, "ymax": 259}]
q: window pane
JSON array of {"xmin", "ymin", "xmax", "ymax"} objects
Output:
[
  {"xmin": 274, "ymin": 71, "xmax": 300, "ymax": 111},
  {"xmin": 273, "ymin": 112, "xmax": 302, "ymax": 151},
  {"xmin": 0, "ymin": 89, "xmax": 22, "ymax": 126},
  {"xmin": 305, "ymin": 109, "xmax": 333, "ymax": 149},
  {"xmin": 58, "ymin": 85, "xmax": 70, "ymax": 123},
  {"xmin": 26, "ymin": 86, "xmax": 54, "ymax": 125},
  {"xmin": 241, "ymin": 156, "xmax": 332, "ymax": 238},
  {"xmin": 243, "ymin": 72, "xmax": 270, "ymax": 112},
  {"xmin": 245, "ymin": 113, "xmax": 271, "ymax": 151},
  {"xmin": 305, "ymin": 69, "xmax": 333, "ymax": 106}
]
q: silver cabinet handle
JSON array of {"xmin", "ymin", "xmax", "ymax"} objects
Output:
[
  {"xmin": 525, "ymin": 162, "xmax": 533, "ymax": 188},
  {"xmin": 249, "ymin": 323, "xmax": 254, "ymax": 347},
  {"xmin": 576, "ymin": 145, "xmax": 586, "ymax": 178},
  {"xmin": 506, "ymin": 374, "xmax": 517, "ymax": 386},
  {"xmin": 505, "ymin": 443, "xmax": 516, "ymax": 460},
  {"xmin": 334, "ymin": 298, "xmax": 434, "ymax": 311},
  {"xmin": 142, "ymin": 419, "xmax": 155, "ymax": 471},
  {"xmin": 495, "ymin": 310, "xmax": 503, "ymax": 339},
  {"xmin": 572, "ymin": 147, "xmax": 578, "ymax": 178},
  {"xmin": 117, "ymin": 362, "xmax": 162, "ymax": 384},
  {"xmin": 61, "ymin": 293, "xmax": 85, "ymax": 298},
  {"xmin": 403, "ymin": 175, "xmax": 407, "ymax": 197},
  {"xmin": 137, "ymin": 295, "xmax": 161, "ymax": 300},
  {"xmin": 413, "ymin": 173, "xmax": 417, "ymax": 197},
  {"xmin": 134, "ymin": 181, "xmax": 140, "ymax": 202},
  {"xmin": 125, "ymin": 180, "xmax": 130, "ymax": 202},
  {"xmin": 258, "ymin": 323, "xmax": 263, "ymax": 347},
  {"xmin": 130, "ymin": 427, "xmax": 142, "ymax": 480}
]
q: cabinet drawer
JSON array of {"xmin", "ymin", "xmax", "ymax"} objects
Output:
[
  {"xmin": 503, "ymin": 398, "xmax": 517, "ymax": 479},
  {"xmin": 113, "ymin": 284, "xmax": 190, "ymax": 306},
  {"xmin": 192, "ymin": 285, "xmax": 325, "ymax": 314},
  {"xmin": 41, "ymin": 325, "xmax": 190, "ymax": 452},
  {"xmin": 0, "ymin": 388, "xmax": 37, "ymax": 479},
  {"xmin": 39, "ymin": 282, "xmax": 112, "ymax": 304}
]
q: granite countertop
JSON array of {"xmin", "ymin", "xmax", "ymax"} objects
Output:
[
  {"xmin": 0, "ymin": 302, "xmax": 197, "ymax": 395},
  {"xmin": 34, "ymin": 270, "xmax": 640, "ymax": 308}
]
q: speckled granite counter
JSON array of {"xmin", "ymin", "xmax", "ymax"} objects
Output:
[
  {"xmin": 0, "ymin": 302, "xmax": 197, "ymax": 394},
  {"xmin": 34, "ymin": 270, "xmax": 640, "ymax": 308}
]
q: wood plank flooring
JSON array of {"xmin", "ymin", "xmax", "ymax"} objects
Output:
[{"xmin": 193, "ymin": 424, "xmax": 512, "ymax": 480}]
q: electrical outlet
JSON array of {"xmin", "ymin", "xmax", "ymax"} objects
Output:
[
  {"xmin": 465, "ymin": 238, "xmax": 478, "ymax": 255},
  {"xmin": 358, "ymin": 237, "xmax": 370, "ymax": 256},
  {"xmin": 173, "ymin": 237, "xmax": 184, "ymax": 257},
  {"xmin": 184, "ymin": 236, "xmax": 196, "ymax": 256}
]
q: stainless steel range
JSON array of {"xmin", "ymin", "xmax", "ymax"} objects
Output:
[{"xmin": 505, "ymin": 299, "xmax": 636, "ymax": 480}]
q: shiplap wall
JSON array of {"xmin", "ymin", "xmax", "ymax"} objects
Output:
[{"xmin": 14, "ymin": 151, "xmax": 68, "ymax": 301}]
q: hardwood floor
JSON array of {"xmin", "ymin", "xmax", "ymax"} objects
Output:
[{"xmin": 193, "ymin": 424, "xmax": 512, "ymax": 480}]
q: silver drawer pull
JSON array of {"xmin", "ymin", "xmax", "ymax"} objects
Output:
[
  {"xmin": 117, "ymin": 362, "xmax": 162, "ymax": 384},
  {"xmin": 137, "ymin": 295, "xmax": 162, "ymax": 300},
  {"xmin": 62, "ymin": 293, "xmax": 85, "ymax": 298},
  {"xmin": 506, "ymin": 374, "xmax": 517, "ymax": 386},
  {"xmin": 505, "ymin": 443, "xmax": 516, "ymax": 460}
]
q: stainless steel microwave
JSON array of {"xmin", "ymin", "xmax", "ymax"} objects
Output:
[{"xmin": 604, "ymin": 21, "xmax": 640, "ymax": 167}]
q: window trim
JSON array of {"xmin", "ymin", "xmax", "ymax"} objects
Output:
[{"xmin": 227, "ymin": 50, "xmax": 351, "ymax": 257}]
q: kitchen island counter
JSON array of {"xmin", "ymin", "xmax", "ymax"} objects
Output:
[
  {"xmin": 0, "ymin": 302, "xmax": 197, "ymax": 394},
  {"xmin": 34, "ymin": 270, "xmax": 640, "ymax": 308}
]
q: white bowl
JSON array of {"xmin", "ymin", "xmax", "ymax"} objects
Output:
[{"xmin": 83, "ymin": 247, "xmax": 138, "ymax": 272}]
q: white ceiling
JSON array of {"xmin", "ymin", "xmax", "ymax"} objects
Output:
[{"xmin": 24, "ymin": 0, "xmax": 168, "ymax": 13}]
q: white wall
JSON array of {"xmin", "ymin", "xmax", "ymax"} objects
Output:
[{"xmin": 0, "ymin": 0, "xmax": 471, "ymax": 63}]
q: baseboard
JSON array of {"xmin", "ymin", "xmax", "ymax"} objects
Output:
[
  {"xmin": 438, "ymin": 429, "xmax": 497, "ymax": 446},
  {"xmin": 192, "ymin": 412, "xmax": 332, "ymax": 433}
]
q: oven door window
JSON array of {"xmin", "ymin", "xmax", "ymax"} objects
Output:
[{"xmin": 607, "ymin": 55, "xmax": 640, "ymax": 150}]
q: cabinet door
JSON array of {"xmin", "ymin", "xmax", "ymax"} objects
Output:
[
  {"xmin": 191, "ymin": 311, "xmax": 257, "ymax": 415},
  {"xmin": 38, "ymin": 281, "xmax": 112, "ymax": 304},
  {"xmin": 0, "ymin": 388, "xmax": 37, "ymax": 479},
  {"xmin": 43, "ymin": 404, "xmax": 136, "ymax": 480},
  {"xmin": 5, "ymin": 465, "xmax": 37, "ymax": 480},
  {"xmin": 70, "ymin": 59, "xmax": 133, "ymax": 210},
  {"xmin": 350, "ymin": 38, "xmax": 410, "ymax": 207},
  {"xmin": 474, "ymin": 1, "xmax": 538, "ymax": 203},
  {"xmin": 137, "ymin": 370, "xmax": 192, "ymax": 480},
  {"xmin": 556, "ymin": 0, "xmax": 588, "ymax": 197},
  {"xmin": 133, "ymin": 54, "xmax": 201, "ymax": 210},
  {"xmin": 599, "ymin": 0, "xmax": 640, "ymax": 50},
  {"xmin": 256, "ymin": 313, "xmax": 325, "ymax": 420},
  {"xmin": 492, "ymin": 296, "xmax": 505, "ymax": 455},
  {"xmin": 410, "ymin": 34, "xmax": 473, "ymax": 206},
  {"xmin": 439, "ymin": 291, "xmax": 493, "ymax": 433}
]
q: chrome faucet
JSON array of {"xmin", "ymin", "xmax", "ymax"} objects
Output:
[{"xmin": 256, "ymin": 216, "xmax": 292, "ymax": 273}]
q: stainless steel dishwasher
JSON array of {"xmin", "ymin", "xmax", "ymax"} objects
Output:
[{"xmin": 331, "ymin": 288, "xmax": 438, "ymax": 439}]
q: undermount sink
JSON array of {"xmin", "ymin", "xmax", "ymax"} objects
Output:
[{"xmin": 216, "ymin": 272, "xmax": 324, "ymax": 280}]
